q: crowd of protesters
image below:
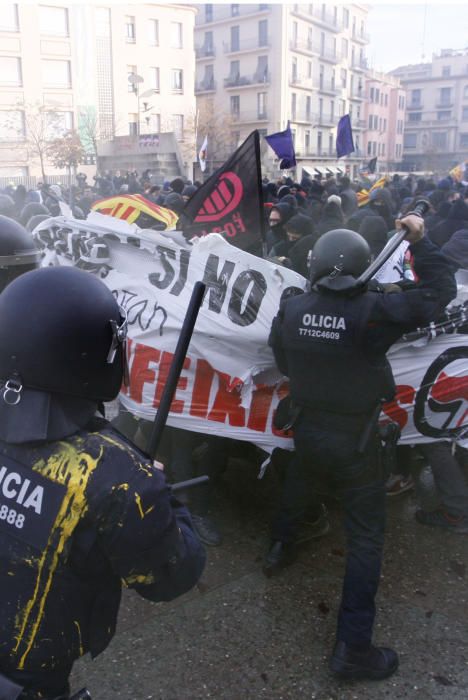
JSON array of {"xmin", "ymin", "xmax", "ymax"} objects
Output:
[{"xmin": 0, "ymin": 166, "xmax": 468, "ymax": 544}]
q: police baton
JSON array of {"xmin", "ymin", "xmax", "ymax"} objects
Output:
[
  {"xmin": 354, "ymin": 198, "xmax": 431, "ymax": 288},
  {"xmin": 146, "ymin": 280, "xmax": 207, "ymax": 467}
]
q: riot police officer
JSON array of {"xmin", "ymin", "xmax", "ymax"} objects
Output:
[
  {"xmin": 267, "ymin": 214, "xmax": 456, "ymax": 680},
  {"xmin": 0, "ymin": 266, "xmax": 205, "ymax": 699},
  {"xmin": 0, "ymin": 215, "xmax": 41, "ymax": 292}
]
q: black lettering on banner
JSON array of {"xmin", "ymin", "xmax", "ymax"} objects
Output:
[
  {"xmin": 0, "ymin": 454, "xmax": 66, "ymax": 551},
  {"xmin": 228, "ymin": 270, "xmax": 267, "ymax": 327},
  {"xmin": 414, "ymin": 347, "xmax": 468, "ymax": 439},
  {"xmin": 113, "ymin": 290, "xmax": 168, "ymax": 335},
  {"xmin": 202, "ymin": 255, "xmax": 236, "ymax": 313},
  {"xmin": 170, "ymin": 249, "xmax": 191, "ymax": 297},
  {"xmin": 148, "ymin": 246, "xmax": 177, "ymax": 289}
]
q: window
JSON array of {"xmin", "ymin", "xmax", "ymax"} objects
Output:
[
  {"xmin": 258, "ymin": 19, "xmax": 268, "ymax": 46},
  {"xmin": 320, "ymin": 31, "xmax": 325, "ymax": 56},
  {"xmin": 148, "ymin": 19, "xmax": 159, "ymax": 46},
  {"xmin": 319, "ymin": 97, "xmax": 323, "ymax": 120},
  {"xmin": 41, "ymin": 59, "xmax": 71, "ymax": 88},
  {"xmin": 384, "ymin": 94, "xmax": 388, "ymax": 106},
  {"xmin": 410, "ymin": 88, "xmax": 421, "ymax": 106},
  {"xmin": 340, "ymin": 68, "xmax": 347, "ymax": 89},
  {"xmin": 149, "ymin": 67, "xmax": 160, "ymax": 92},
  {"xmin": 367, "ymin": 140, "xmax": 372, "ymax": 155},
  {"xmin": 172, "ymin": 114, "xmax": 184, "ymax": 140},
  {"xmin": 408, "ymin": 112, "xmax": 422, "ymax": 122},
  {"xmin": 45, "ymin": 110, "xmax": 73, "ymax": 138},
  {"xmin": 204, "ymin": 31, "xmax": 214, "ymax": 55},
  {"xmin": 203, "ymin": 64, "xmax": 214, "ymax": 89},
  {"xmin": 464, "ymin": 85, "xmax": 468, "ymax": 99},
  {"xmin": 305, "ymin": 130, "xmax": 310, "ymax": 152},
  {"xmin": 170, "ymin": 69, "xmax": 183, "ymax": 92},
  {"xmin": 228, "ymin": 59, "xmax": 240, "ymax": 84},
  {"xmin": 381, "ymin": 143, "xmax": 385, "ymax": 156},
  {"xmin": 399, "ymin": 95, "xmax": 405, "ymax": 110},
  {"xmin": 0, "ymin": 56, "xmax": 22, "ymax": 86},
  {"xmin": 127, "ymin": 65, "xmax": 137, "ymax": 92},
  {"xmin": 439, "ymin": 87, "xmax": 451, "ymax": 105},
  {"xmin": 231, "ymin": 25, "xmax": 239, "ymax": 51},
  {"xmin": 319, "ymin": 63, "xmax": 324, "ymax": 90},
  {"xmin": 205, "ymin": 4, "xmax": 213, "ymax": 22},
  {"xmin": 150, "ymin": 113, "xmax": 161, "ymax": 133},
  {"xmin": 257, "ymin": 92, "xmax": 267, "ymax": 119},
  {"xmin": 329, "ymin": 133, "xmax": 334, "ymax": 155},
  {"xmin": 437, "ymin": 110, "xmax": 451, "ymax": 120},
  {"xmin": 368, "ymin": 115, "xmax": 373, "ymax": 129},
  {"xmin": 341, "ymin": 38, "xmax": 348, "ymax": 60},
  {"xmin": 291, "ymin": 93, "xmax": 296, "ymax": 119},
  {"xmin": 39, "ymin": 5, "xmax": 68, "ymax": 36},
  {"xmin": 343, "ymin": 7, "xmax": 349, "ymax": 27},
  {"xmin": 404, "ymin": 133, "xmax": 417, "ymax": 149},
  {"xmin": 306, "ymin": 96, "xmax": 311, "ymax": 120},
  {"xmin": 128, "ymin": 114, "xmax": 138, "ymax": 136},
  {"xmin": 442, "ymin": 65, "xmax": 451, "ymax": 77},
  {"xmin": 460, "ymin": 133, "xmax": 468, "ymax": 147},
  {"xmin": 125, "ymin": 15, "xmax": 136, "ymax": 42},
  {"xmin": 291, "ymin": 21, "xmax": 298, "ymax": 45},
  {"xmin": 0, "ymin": 110, "xmax": 24, "ymax": 141},
  {"xmin": 462, "ymin": 107, "xmax": 468, "ymax": 121},
  {"xmin": 317, "ymin": 130, "xmax": 322, "ymax": 154},
  {"xmin": 372, "ymin": 141, "xmax": 377, "ymax": 155},
  {"xmin": 307, "ymin": 27, "xmax": 313, "ymax": 50},
  {"xmin": 370, "ymin": 87, "xmax": 374, "ymax": 103},
  {"xmin": 170, "ymin": 22, "xmax": 183, "ymax": 48},
  {"xmin": 230, "ymin": 95, "xmax": 240, "ymax": 117},
  {"xmin": 231, "ymin": 3, "xmax": 239, "ymax": 16},
  {"xmin": 307, "ymin": 60, "xmax": 312, "ymax": 79},
  {"xmin": 432, "ymin": 132, "xmax": 447, "ymax": 148},
  {"xmin": 383, "ymin": 118, "xmax": 387, "ymax": 131},
  {"xmin": 0, "ymin": 3, "xmax": 19, "ymax": 32},
  {"xmin": 330, "ymin": 100, "xmax": 334, "ymax": 120},
  {"xmin": 340, "ymin": 99, "xmax": 346, "ymax": 115},
  {"xmin": 291, "ymin": 57, "xmax": 298, "ymax": 82}
]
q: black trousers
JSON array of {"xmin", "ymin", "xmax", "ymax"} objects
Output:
[{"xmin": 271, "ymin": 409, "xmax": 386, "ymax": 649}]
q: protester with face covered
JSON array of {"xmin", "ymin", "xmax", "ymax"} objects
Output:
[
  {"xmin": 317, "ymin": 195, "xmax": 345, "ymax": 236},
  {"xmin": 265, "ymin": 202, "xmax": 295, "ymax": 253}
]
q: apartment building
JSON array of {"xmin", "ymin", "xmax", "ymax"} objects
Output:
[
  {"xmin": 392, "ymin": 48, "xmax": 468, "ymax": 172},
  {"xmin": 363, "ymin": 70, "xmax": 405, "ymax": 171},
  {"xmin": 0, "ymin": 2, "xmax": 196, "ymax": 178},
  {"xmin": 194, "ymin": 3, "xmax": 370, "ymax": 179}
]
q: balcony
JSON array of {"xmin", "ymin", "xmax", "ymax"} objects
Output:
[
  {"xmin": 316, "ymin": 80, "xmax": 341, "ymax": 96},
  {"xmin": 195, "ymin": 79, "xmax": 216, "ymax": 94},
  {"xmin": 306, "ymin": 6, "xmax": 342, "ymax": 32},
  {"xmin": 195, "ymin": 4, "xmax": 270, "ymax": 26},
  {"xmin": 223, "ymin": 37, "xmax": 270, "ymax": 54},
  {"xmin": 195, "ymin": 45, "xmax": 216, "ymax": 60},
  {"xmin": 351, "ymin": 58, "xmax": 368, "ymax": 72},
  {"xmin": 316, "ymin": 113, "xmax": 339, "ymax": 127},
  {"xmin": 435, "ymin": 101, "xmax": 453, "ymax": 109},
  {"xmin": 289, "ymin": 74, "xmax": 314, "ymax": 89},
  {"xmin": 289, "ymin": 38, "xmax": 317, "ymax": 55},
  {"xmin": 224, "ymin": 71, "xmax": 270, "ymax": 88},
  {"xmin": 407, "ymin": 102, "xmax": 423, "ymax": 110},
  {"xmin": 349, "ymin": 87, "xmax": 365, "ymax": 100},
  {"xmin": 231, "ymin": 110, "xmax": 269, "ymax": 123},
  {"xmin": 319, "ymin": 47, "xmax": 341, "ymax": 63},
  {"xmin": 352, "ymin": 29, "xmax": 370, "ymax": 44},
  {"xmin": 353, "ymin": 119, "xmax": 367, "ymax": 129}
]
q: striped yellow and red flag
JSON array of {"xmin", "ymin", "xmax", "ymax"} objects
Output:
[
  {"xmin": 449, "ymin": 161, "xmax": 467, "ymax": 183},
  {"xmin": 357, "ymin": 176, "xmax": 388, "ymax": 208},
  {"xmin": 92, "ymin": 194, "xmax": 178, "ymax": 229}
]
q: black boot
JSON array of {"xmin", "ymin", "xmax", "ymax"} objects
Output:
[
  {"xmin": 262, "ymin": 541, "xmax": 297, "ymax": 577},
  {"xmin": 329, "ymin": 640, "xmax": 399, "ymax": 680}
]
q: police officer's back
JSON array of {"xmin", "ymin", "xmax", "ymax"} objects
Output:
[
  {"xmin": 267, "ymin": 215, "xmax": 456, "ymax": 680},
  {"xmin": 0, "ymin": 267, "xmax": 205, "ymax": 699}
]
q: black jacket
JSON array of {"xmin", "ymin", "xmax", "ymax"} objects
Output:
[
  {"xmin": 269, "ymin": 236, "xmax": 457, "ymax": 414},
  {"xmin": 0, "ymin": 419, "xmax": 205, "ymax": 676}
]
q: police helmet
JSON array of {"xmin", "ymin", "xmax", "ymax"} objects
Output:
[
  {"xmin": 0, "ymin": 216, "xmax": 41, "ymax": 291},
  {"xmin": 0, "ymin": 266, "xmax": 127, "ymax": 402},
  {"xmin": 19, "ymin": 202, "xmax": 49, "ymax": 226},
  {"xmin": 0, "ymin": 194, "xmax": 15, "ymax": 218},
  {"xmin": 309, "ymin": 228, "xmax": 371, "ymax": 285}
]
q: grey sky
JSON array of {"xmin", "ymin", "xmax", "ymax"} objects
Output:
[{"xmin": 366, "ymin": 2, "xmax": 468, "ymax": 72}]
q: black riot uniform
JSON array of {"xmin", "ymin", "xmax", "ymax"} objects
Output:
[
  {"xmin": 0, "ymin": 267, "xmax": 205, "ymax": 700},
  {"xmin": 268, "ymin": 225, "xmax": 457, "ymax": 680}
]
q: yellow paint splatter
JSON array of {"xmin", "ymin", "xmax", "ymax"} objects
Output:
[
  {"xmin": 123, "ymin": 572, "xmax": 156, "ymax": 586},
  {"xmin": 134, "ymin": 493, "xmax": 155, "ymax": 519},
  {"xmin": 73, "ymin": 620, "xmax": 84, "ymax": 656},
  {"xmin": 13, "ymin": 440, "xmax": 103, "ymax": 669}
]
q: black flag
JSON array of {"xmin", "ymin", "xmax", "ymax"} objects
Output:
[{"xmin": 182, "ymin": 131, "xmax": 264, "ymax": 253}]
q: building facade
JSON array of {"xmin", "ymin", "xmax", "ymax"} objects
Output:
[
  {"xmin": 0, "ymin": 2, "xmax": 196, "ymax": 179},
  {"xmin": 392, "ymin": 48, "xmax": 468, "ymax": 173},
  {"xmin": 194, "ymin": 3, "xmax": 370, "ymax": 179},
  {"xmin": 363, "ymin": 70, "xmax": 405, "ymax": 172}
]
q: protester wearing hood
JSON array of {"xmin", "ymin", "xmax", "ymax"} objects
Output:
[
  {"xmin": 369, "ymin": 189, "xmax": 394, "ymax": 231},
  {"xmin": 429, "ymin": 198, "xmax": 468, "ymax": 248},
  {"xmin": 182, "ymin": 185, "xmax": 197, "ymax": 202},
  {"xmin": 170, "ymin": 177, "xmax": 185, "ymax": 195},
  {"xmin": 265, "ymin": 202, "xmax": 295, "ymax": 253},
  {"xmin": 269, "ymin": 213, "xmax": 314, "ymax": 259},
  {"xmin": 287, "ymin": 216, "xmax": 321, "ymax": 278},
  {"xmin": 441, "ymin": 228, "xmax": 468, "ymax": 270},
  {"xmin": 279, "ymin": 193, "xmax": 299, "ymax": 211},
  {"xmin": 164, "ymin": 192, "xmax": 185, "ymax": 216},
  {"xmin": 317, "ymin": 196, "xmax": 345, "ymax": 236},
  {"xmin": 338, "ymin": 176, "xmax": 358, "ymax": 217},
  {"xmin": 304, "ymin": 181, "xmax": 325, "ymax": 223},
  {"xmin": 359, "ymin": 215, "xmax": 388, "ymax": 258}
]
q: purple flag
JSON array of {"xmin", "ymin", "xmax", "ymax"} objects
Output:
[
  {"xmin": 265, "ymin": 122, "xmax": 296, "ymax": 169},
  {"xmin": 336, "ymin": 115, "xmax": 355, "ymax": 158}
]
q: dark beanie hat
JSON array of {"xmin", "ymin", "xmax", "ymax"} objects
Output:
[
  {"xmin": 164, "ymin": 192, "xmax": 185, "ymax": 214},
  {"xmin": 285, "ymin": 213, "xmax": 315, "ymax": 237},
  {"xmin": 170, "ymin": 177, "xmax": 185, "ymax": 194}
]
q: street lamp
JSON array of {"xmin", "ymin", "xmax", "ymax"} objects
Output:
[{"xmin": 128, "ymin": 72, "xmax": 144, "ymax": 136}]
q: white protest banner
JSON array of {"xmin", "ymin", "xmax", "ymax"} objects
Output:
[{"xmin": 32, "ymin": 214, "xmax": 468, "ymax": 451}]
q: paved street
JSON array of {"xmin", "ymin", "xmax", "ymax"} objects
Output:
[{"xmin": 71, "ymin": 458, "xmax": 468, "ymax": 700}]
